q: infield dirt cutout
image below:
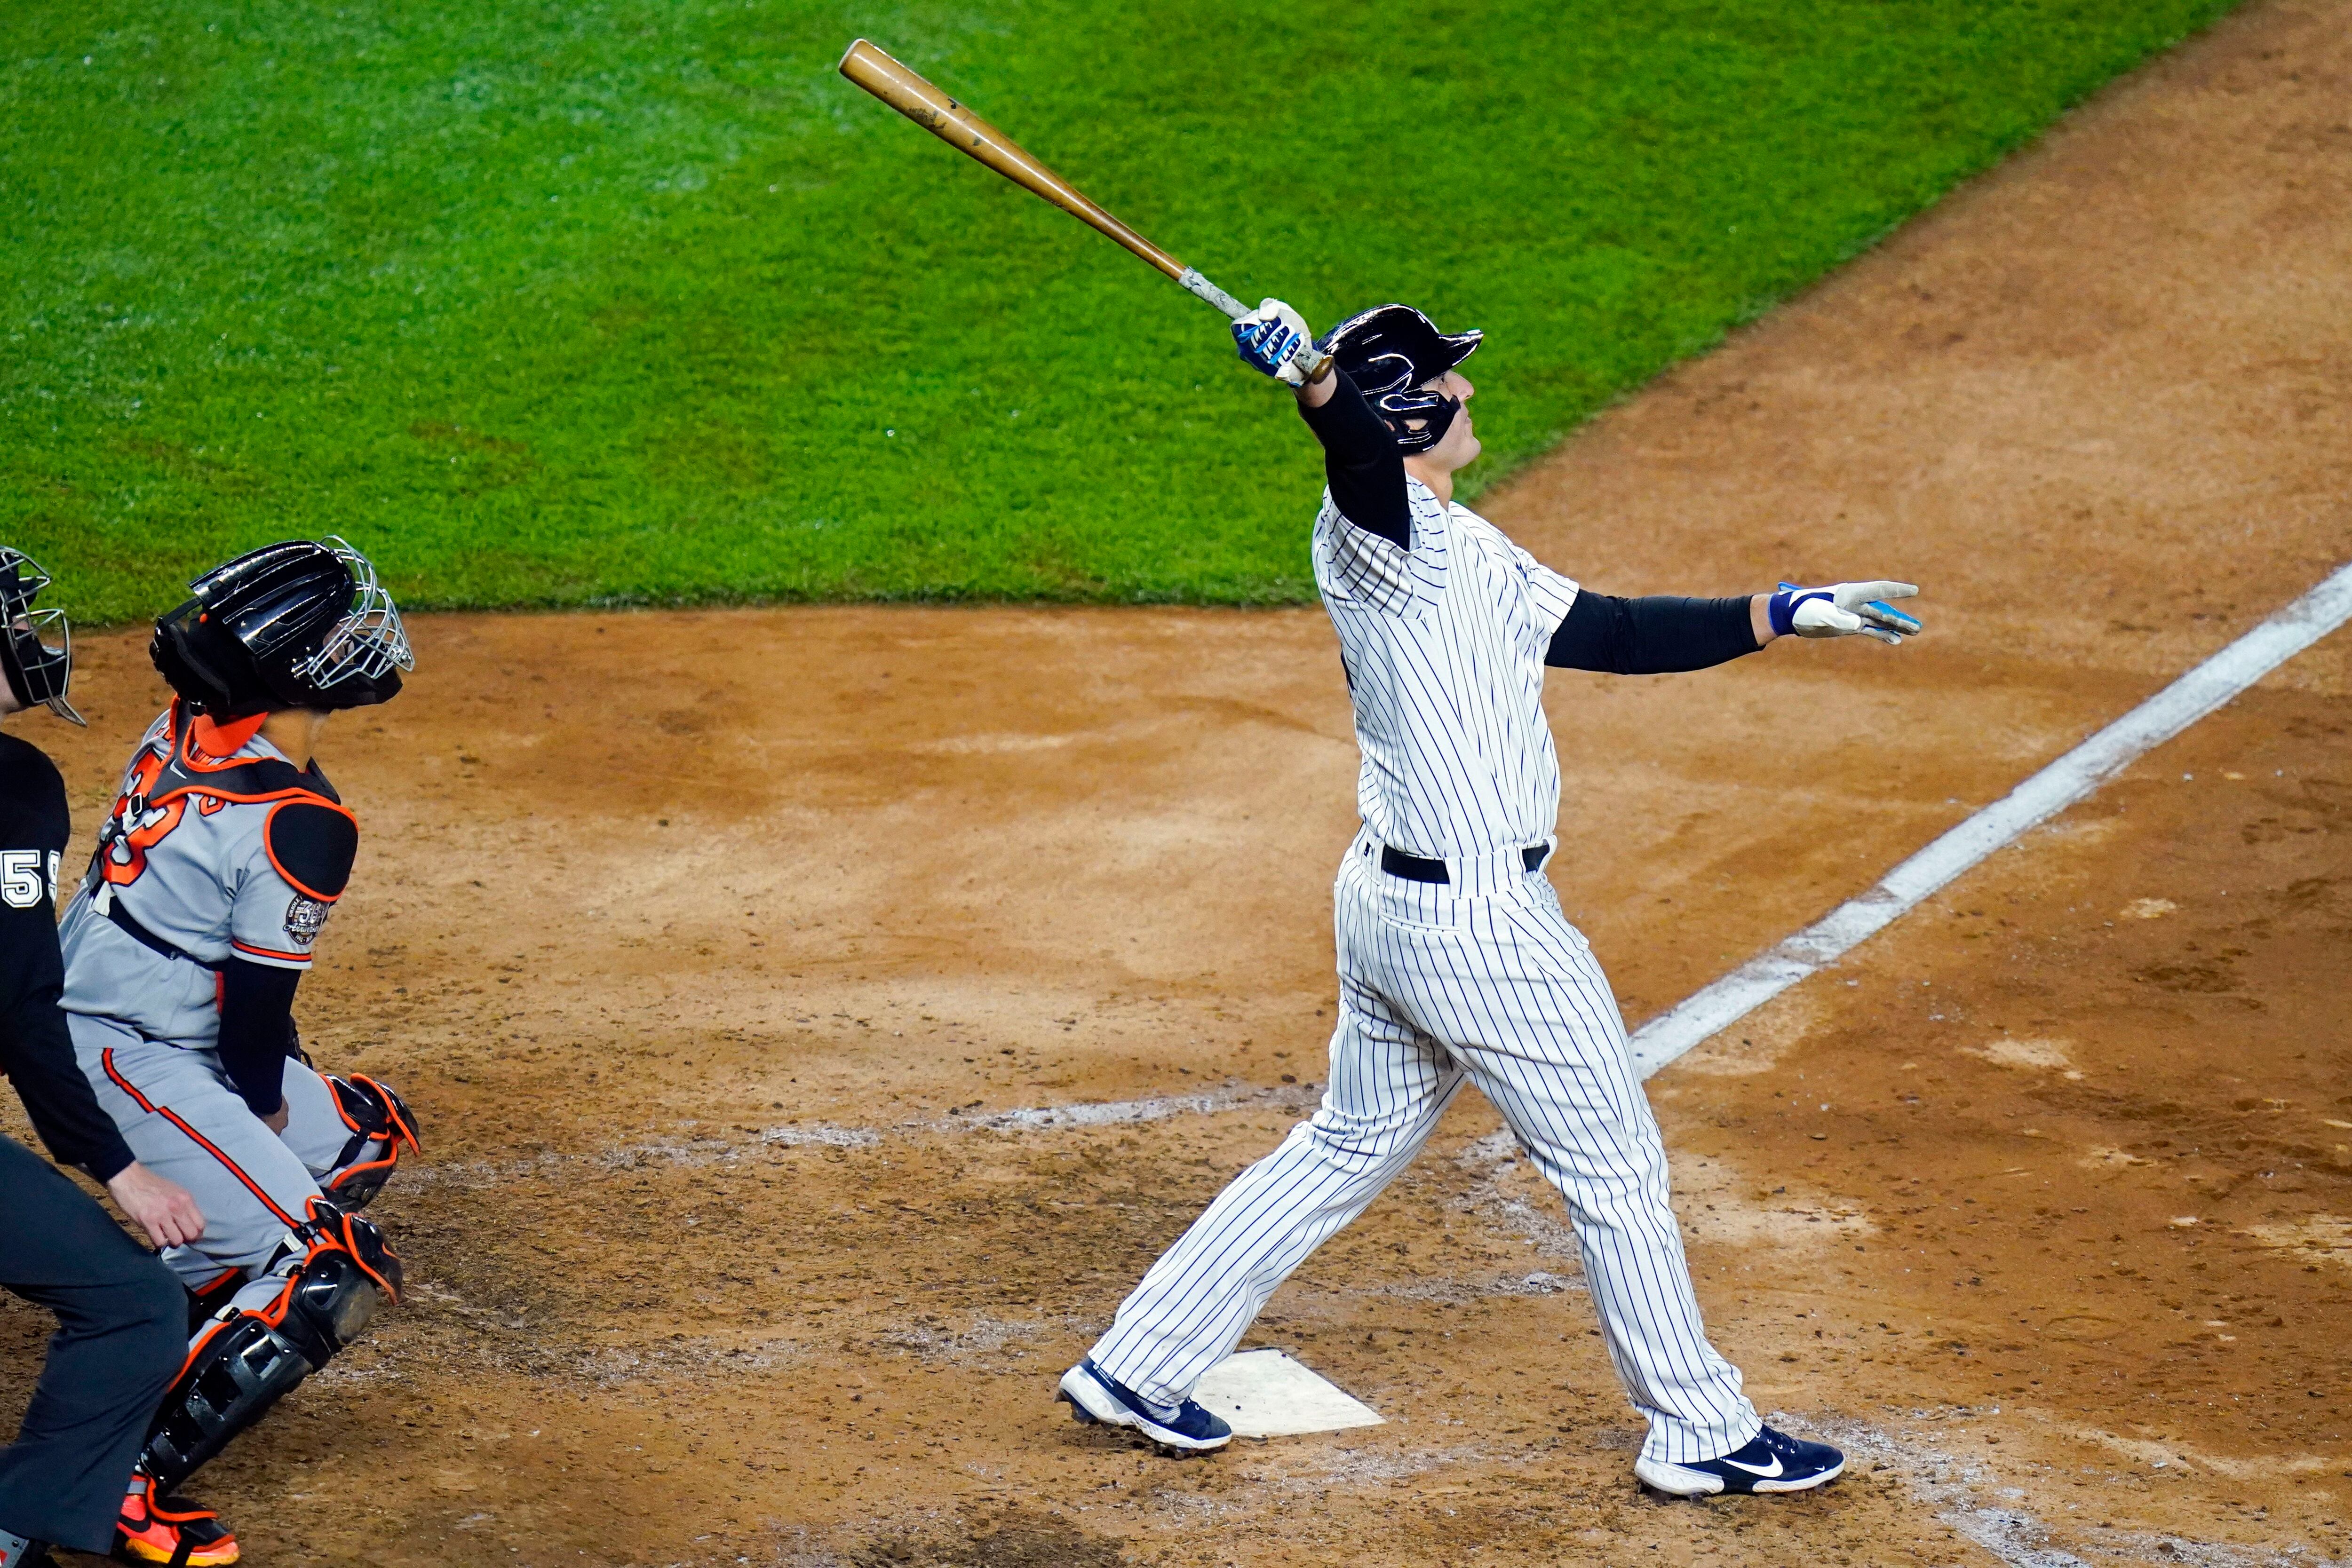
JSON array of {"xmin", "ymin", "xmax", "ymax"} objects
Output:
[{"xmin": 5, "ymin": 2, "xmax": 2350, "ymax": 1564}]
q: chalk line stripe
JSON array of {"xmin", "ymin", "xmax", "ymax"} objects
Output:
[{"xmin": 1630, "ymin": 559, "xmax": 2352, "ymax": 1080}]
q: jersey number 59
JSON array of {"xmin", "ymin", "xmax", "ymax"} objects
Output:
[{"xmin": 0, "ymin": 849, "xmax": 56, "ymax": 909}]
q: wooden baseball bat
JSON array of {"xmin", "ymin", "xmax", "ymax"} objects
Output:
[{"xmin": 837, "ymin": 39, "xmax": 1328, "ymax": 377}]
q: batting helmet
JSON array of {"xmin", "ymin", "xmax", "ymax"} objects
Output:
[
  {"xmin": 151, "ymin": 537, "xmax": 413, "ymax": 717},
  {"xmin": 0, "ymin": 546, "xmax": 84, "ymax": 726},
  {"xmin": 1319, "ymin": 304, "xmax": 1483, "ymax": 454}
]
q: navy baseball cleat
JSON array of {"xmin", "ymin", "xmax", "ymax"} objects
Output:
[
  {"xmin": 1057, "ymin": 1359, "xmax": 1232, "ymax": 1453},
  {"xmin": 1634, "ymin": 1425, "xmax": 1844, "ymax": 1497}
]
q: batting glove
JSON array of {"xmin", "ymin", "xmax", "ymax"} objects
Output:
[
  {"xmin": 1769, "ymin": 580, "xmax": 1923, "ymax": 644},
  {"xmin": 1232, "ymin": 299, "xmax": 1314, "ymax": 386}
]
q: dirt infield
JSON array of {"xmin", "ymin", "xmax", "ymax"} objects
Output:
[{"xmin": 5, "ymin": 2, "xmax": 2349, "ymax": 1564}]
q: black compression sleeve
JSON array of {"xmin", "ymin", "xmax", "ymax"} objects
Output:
[
  {"xmin": 0, "ymin": 735, "xmax": 136, "ymax": 1180},
  {"xmin": 1546, "ymin": 593, "xmax": 1762, "ymax": 674},
  {"xmin": 1295, "ymin": 371, "xmax": 1411, "ymax": 550},
  {"xmin": 0, "ymin": 901, "xmax": 136, "ymax": 1180},
  {"xmin": 216, "ymin": 958, "xmax": 302, "ymax": 1117}
]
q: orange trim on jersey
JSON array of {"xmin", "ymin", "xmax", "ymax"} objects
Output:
[
  {"xmin": 98, "ymin": 705, "xmax": 341, "ymax": 893},
  {"xmin": 99, "ymin": 796, "xmax": 189, "ymax": 890},
  {"xmin": 174, "ymin": 706, "xmax": 329, "ymax": 795},
  {"xmin": 186, "ymin": 711, "xmax": 268, "ymax": 766},
  {"xmin": 99, "ymin": 1048, "xmax": 302, "ymax": 1230},
  {"xmin": 230, "ymin": 938, "xmax": 313, "ymax": 965},
  {"xmin": 193, "ymin": 1265, "xmax": 241, "ymax": 1293},
  {"xmin": 260, "ymin": 797, "xmax": 357, "ymax": 903},
  {"xmin": 163, "ymin": 784, "xmax": 326, "ymax": 807}
]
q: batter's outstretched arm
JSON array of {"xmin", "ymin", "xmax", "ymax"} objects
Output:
[
  {"xmin": 1547, "ymin": 594, "xmax": 1762, "ymax": 674},
  {"xmin": 1295, "ymin": 370, "xmax": 1410, "ymax": 550},
  {"xmin": 1549, "ymin": 580, "xmax": 1924, "ymax": 670}
]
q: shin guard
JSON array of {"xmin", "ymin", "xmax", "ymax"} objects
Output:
[{"xmin": 140, "ymin": 1199, "xmax": 401, "ymax": 1492}]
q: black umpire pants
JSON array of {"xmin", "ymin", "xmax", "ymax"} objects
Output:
[{"xmin": 0, "ymin": 1133, "xmax": 184, "ymax": 1553}]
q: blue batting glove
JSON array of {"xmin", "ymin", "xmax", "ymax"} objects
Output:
[
  {"xmin": 1769, "ymin": 580, "xmax": 1922, "ymax": 643},
  {"xmin": 1232, "ymin": 299, "xmax": 1313, "ymax": 386}
]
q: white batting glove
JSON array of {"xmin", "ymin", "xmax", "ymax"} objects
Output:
[
  {"xmin": 1232, "ymin": 299, "xmax": 1314, "ymax": 387},
  {"xmin": 1769, "ymin": 580, "xmax": 1922, "ymax": 645}
]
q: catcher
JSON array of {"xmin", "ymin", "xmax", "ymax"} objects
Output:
[{"xmin": 62, "ymin": 539, "xmax": 420, "ymax": 1538}]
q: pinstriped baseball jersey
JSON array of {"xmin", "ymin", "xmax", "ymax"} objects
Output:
[
  {"xmin": 60, "ymin": 706, "xmax": 354, "ymax": 1049},
  {"xmin": 1312, "ymin": 478, "xmax": 1580, "ymax": 859},
  {"xmin": 1082, "ymin": 433, "xmax": 1764, "ymax": 1467}
]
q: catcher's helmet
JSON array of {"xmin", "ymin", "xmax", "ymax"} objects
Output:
[
  {"xmin": 0, "ymin": 546, "xmax": 83, "ymax": 725},
  {"xmin": 1319, "ymin": 304, "xmax": 1483, "ymax": 454},
  {"xmin": 151, "ymin": 537, "xmax": 413, "ymax": 717}
]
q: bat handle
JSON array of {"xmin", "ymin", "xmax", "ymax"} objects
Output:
[
  {"xmin": 1180, "ymin": 267, "xmax": 1332, "ymax": 380},
  {"xmin": 1177, "ymin": 267, "xmax": 1249, "ymax": 319}
]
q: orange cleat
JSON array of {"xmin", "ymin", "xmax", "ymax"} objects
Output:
[{"xmin": 115, "ymin": 1472, "xmax": 238, "ymax": 1566}]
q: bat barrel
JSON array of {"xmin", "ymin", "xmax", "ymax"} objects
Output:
[{"xmin": 839, "ymin": 40, "xmax": 1187, "ymax": 280}]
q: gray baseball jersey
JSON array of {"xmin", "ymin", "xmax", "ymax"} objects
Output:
[
  {"xmin": 59, "ymin": 704, "xmax": 397, "ymax": 1294},
  {"xmin": 60, "ymin": 706, "xmax": 350, "ymax": 1048}
]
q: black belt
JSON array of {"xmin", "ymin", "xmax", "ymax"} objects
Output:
[
  {"xmin": 104, "ymin": 897, "xmax": 212, "ymax": 970},
  {"xmin": 1378, "ymin": 844, "xmax": 1549, "ymax": 885}
]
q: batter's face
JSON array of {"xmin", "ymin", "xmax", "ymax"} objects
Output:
[{"xmin": 1420, "ymin": 371, "xmax": 1480, "ymax": 471}]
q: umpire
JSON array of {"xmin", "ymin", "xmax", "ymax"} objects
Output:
[{"xmin": 0, "ymin": 548, "xmax": 205, "ymax": 1567}]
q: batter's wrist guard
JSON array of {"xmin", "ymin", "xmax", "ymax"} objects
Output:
[
  {"xmin": 139, "ymin": 1199, "xmax": 401, "ymax": 1493},
  {"xmin": 1766, "ymin": 584, "xmax": 1821, "ymax": 638}
]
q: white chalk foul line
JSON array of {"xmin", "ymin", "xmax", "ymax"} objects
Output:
[{"xmin": 1630, "ymin": 559, "xmax": 2352, "ymax": 1080}]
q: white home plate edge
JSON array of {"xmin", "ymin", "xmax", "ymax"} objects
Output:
[
  {"xmin": 1192, "ymin": 1349, "xmax": 1383, "ymax": 1437},
  {"xmin": 1629, "ymin": 558, "xmax": 2352, "ymax": 1079}
]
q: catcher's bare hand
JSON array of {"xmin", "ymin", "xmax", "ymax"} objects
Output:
[{"xmin": 107, "ymin": 1161, "xmax": 206, "ymax": 1249}]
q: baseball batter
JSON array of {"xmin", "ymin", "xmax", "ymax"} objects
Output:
[
  {"xmin": 62, "ymin": 539, "xmax": 420, "ymax": 1511},
  {"xmin": 1060, "ymin": 301, "xmax": 1921, "ymax": 1497}
]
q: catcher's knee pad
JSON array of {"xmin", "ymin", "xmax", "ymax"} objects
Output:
[
  {"xmin": 320, "ymin": 1072, "xmax": 420, "ymax": 1208},
  {"xmin": 141, "ymin": 1198, "xmax": 403, "ymax": 1492}
]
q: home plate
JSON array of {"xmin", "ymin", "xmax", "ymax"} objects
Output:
[{"xmin": 1192, "ymin": 1349, "xmax": 1383, "ymax": 1438}]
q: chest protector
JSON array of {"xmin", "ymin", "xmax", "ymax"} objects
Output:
[{"xmin": 86, "ymin": 703, "xmax": 343, "ymax": 917}]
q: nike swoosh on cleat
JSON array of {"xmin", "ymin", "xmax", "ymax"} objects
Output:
[{"xmin": 1723, "ymin": 1455, "xmax": 1785, "ymax": 1478}]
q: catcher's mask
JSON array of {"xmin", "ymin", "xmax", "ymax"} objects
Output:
[
  {"xmin": 152, "ymin": 537, "xmax": 413, "ymax": 717},
  {"xmin": 0, "ymin": 546, "xmax": 83, "ymax": 725},
  {"xmin": 1318, "ymin": 303, "xmax": 1483, "ymax": 454}
]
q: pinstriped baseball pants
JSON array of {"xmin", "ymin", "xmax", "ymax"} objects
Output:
[{"xmin": 1088, "ymin": 834, "xmax": 1760, "ymax": 1465}]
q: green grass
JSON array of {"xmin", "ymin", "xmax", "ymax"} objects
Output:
[{"xmin": 5, "ymin": 0, "xmax": 2238, "ymax": 622}]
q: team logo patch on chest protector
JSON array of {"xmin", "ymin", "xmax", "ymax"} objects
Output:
[{"xmin": 285, "ymin": 894, "xmax": 333, "ymax": 947}]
